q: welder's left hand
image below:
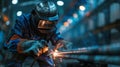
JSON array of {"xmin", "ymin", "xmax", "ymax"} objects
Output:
[
  {"xmin": 17, "ymin": 40, "xmax": 49, "ymax": 56},
  {"xmin": 54, "ymin": 40, "xmax": 72, "ymax": 50}
]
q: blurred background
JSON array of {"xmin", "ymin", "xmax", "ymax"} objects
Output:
[{"xmin": 0, "ymin": 0, "xmax": 120, "ymax": 67}]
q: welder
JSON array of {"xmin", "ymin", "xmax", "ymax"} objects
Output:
[{"xmin": 4, "ymin": 0, "xmax": 66, "ymax": 67}]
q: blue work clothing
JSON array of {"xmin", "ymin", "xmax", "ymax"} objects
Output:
[{"xmin": 4, "ymin": 14, "xmax": 63, "ymax": 67}]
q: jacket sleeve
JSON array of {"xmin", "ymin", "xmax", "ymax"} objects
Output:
[
  {"xmin": 50, "ymin": 32, "xmax": 63, "ymax": 46},
  {"xmin": 4, "ymin": 17, "xmax": 26, "ymax": 53}
]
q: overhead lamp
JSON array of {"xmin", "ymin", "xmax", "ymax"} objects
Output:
[
  {"xmin": 17, "ymin": 11, "xmax": 22, "ymax": 16},
  {"xmin": 79, "ymin": 5, "xmax": 86, "ymax": 11},
  {"xmin": 57, "ymin": 1, "xmax": 64, "ymax": 6},
  {"xmin": 12, "ymin": 0, "xmax": 18, "ymax": 5}
]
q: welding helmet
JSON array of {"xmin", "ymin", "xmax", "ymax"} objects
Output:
[{"xmin": 32, "ymin": 0, "xmax": 59, "ymax": 34}]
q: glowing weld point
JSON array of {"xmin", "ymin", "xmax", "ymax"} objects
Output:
[
  {"xmin": 52, "ymin": 50, "xmax": 59, "ymax": 59},
  {"xmin": 53, "ymin": 50, "xmax": 58, "ymax": 57},
  {"xmin": 53, "ymin": 52, "xmax": 58, "ymax": 57}
]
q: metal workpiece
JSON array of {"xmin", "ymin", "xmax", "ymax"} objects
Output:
[
  {"xmin": 57, "ymin": 44, "xmax": 120, "ymax": 55},
  {"xmin": 53, "ymin": 44, "xmax": 120, "ymax": 65},
  {"xmin": 56, "ymin": 55, "xmax": 120, "ymax": 65}
]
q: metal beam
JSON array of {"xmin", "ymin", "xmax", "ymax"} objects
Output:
[
  {"xmin": 92, "ymin": 20, "xmax": 120, "ymax": 34},
  {"xmin": 56, "ymin": 55, "xmax": 120, "ymax": 65},
  {"xmin": 56, "ymin": 43, "xmax": 120, "ymax": 55}
]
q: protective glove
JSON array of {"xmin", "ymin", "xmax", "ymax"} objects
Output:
[
  {"xmin": 54, "ymin": 40, "xmax": 72, "ymax": 50},
  {"xmin": 17, "ymin": 40, "xmax": 48, "ymax": 56}
]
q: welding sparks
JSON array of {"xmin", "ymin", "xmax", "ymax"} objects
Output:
[
  {"xmin": 51, "ymin": 49, "xmax": 88, "ymax": 59},
  {"xmin": 53, "ymin": 52, "xmax": 58, "ymax": 57},
  {"xmin": 53, "ymin": 50, "xmax": 59, "ymax": 57},
  {"xmin": 52, "ymin": 50, "xmax": 64, "ymax": 59}
]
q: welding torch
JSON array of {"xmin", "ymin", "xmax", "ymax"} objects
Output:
[{"xmin": 35, "ymin": 39, "xmax": 64, "ymax": 57}]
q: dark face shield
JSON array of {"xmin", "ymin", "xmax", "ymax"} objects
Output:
[
  {"xmin": 32, "ymin": 1, "xmax": 59, "ymax": 34},
  {"xmin": 37, "ymin": 20, "xmax": 57, "ymax": 34}
]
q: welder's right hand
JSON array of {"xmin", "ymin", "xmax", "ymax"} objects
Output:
[{"xmin": 17, "ymin": 40, "xmax": 44, "ymax": 56}]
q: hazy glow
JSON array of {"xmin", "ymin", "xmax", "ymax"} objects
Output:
[
  {"xmin": 57, "ymin": 1, "xmax": 64, "ymax": 6},
  {"xmin": 59, "ymin": 26, "xmax": 66, "ymax": 33},
  {"xmin": 64, "ymin": 22, "xmax": 69, "ymax": 27},
  {"xmin": 12, "ymin": 0, "xmax": 18, "ymax": 4},
  {"xmin": 73, "ymin": 13, "xmax": 78, "ymax": 18},
  {"xmin": 17, "ymin": 11, "xmax": 22, "ymax": 16},
  {"xmin": 6, "ymin": 21, "xmax": 10, "ymax": 26},
  {"xmin": 67, "ymin": 19, "xmax": 73, "ymax": 23},
  {"xmin": 79, "ymin": 5, "xmax": 86, "ymax": 11}
]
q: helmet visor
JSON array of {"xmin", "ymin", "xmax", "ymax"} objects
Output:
[{"xmin": 37, "ymin": 20, "xmax": 56, "ymax": 33}]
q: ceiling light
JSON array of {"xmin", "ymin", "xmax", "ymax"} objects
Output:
[
  {"xmin": 17, "ymin": 11, "xmax": 22, "ymax": 16},
  {"xmin": 79, "ymin": 5, "xmax": 86, "ymax": 11},
  {"xmin": 12, "ymin": 0, "xmax": 18, "ymax": 5},
  {"xmin": 57, "ymin": 1, "xmax": 64, "ymax": 6}
]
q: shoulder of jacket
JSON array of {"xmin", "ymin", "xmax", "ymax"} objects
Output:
[{"xmin": 17, "ymin": 14, "xmax": 31, "ymax": 21}]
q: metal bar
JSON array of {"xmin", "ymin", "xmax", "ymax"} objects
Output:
[
  {"xmin": 57, "ymin": 44, "xmax": 120, "ymax": 55},
  {"xmin": 56, "ymin": 55, "xmax": 120, "ymax": 65}
]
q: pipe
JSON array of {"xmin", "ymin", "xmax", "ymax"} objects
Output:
[
  {"xmin": 56, "ymin": 55, "xmax": 120, "ymax": 65},
  {"xmin": 57, "ymin": 44, "xmax": 120, "ymax": 55}
]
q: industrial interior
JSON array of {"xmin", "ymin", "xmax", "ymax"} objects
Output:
[{"xmin": 0, "ymin": 0, "xmax": 120, "ymax": 67}]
